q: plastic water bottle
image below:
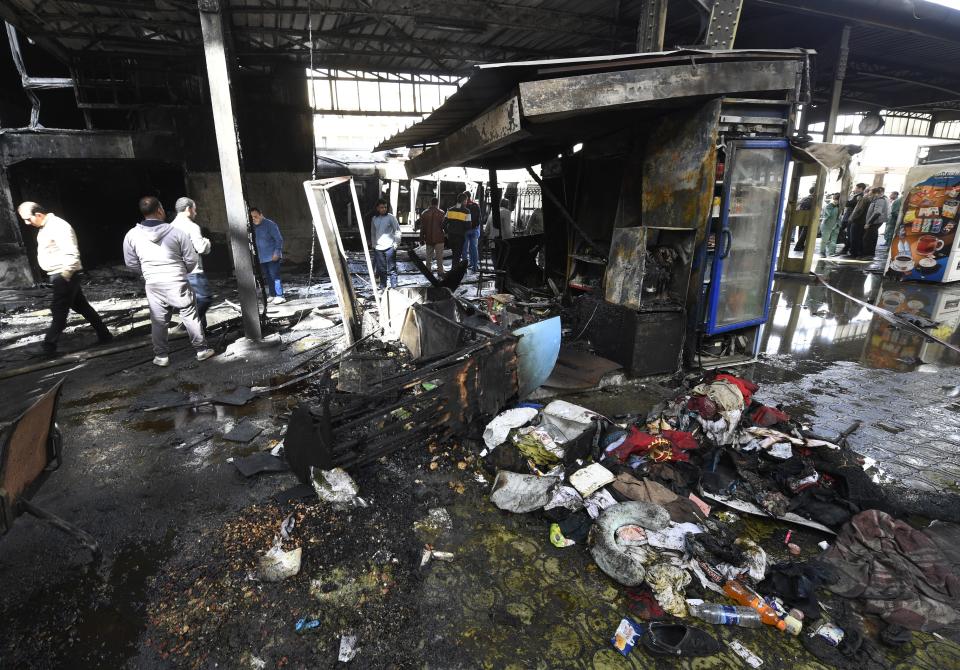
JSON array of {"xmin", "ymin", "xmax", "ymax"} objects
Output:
[{"xmin": 687, "ymin": 602, "xmax": 764, "ymax": 628}]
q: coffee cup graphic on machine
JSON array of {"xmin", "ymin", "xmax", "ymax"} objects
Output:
[{"xmin": 916, "ymin": 234, "xmax": 945, "ymax": 256}]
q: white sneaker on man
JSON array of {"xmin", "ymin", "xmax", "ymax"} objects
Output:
[
  {"xmin": 271, "ymin": 296, "xmax": 287, "ymax": 304},
  {"xmin": 153, "ymin": 356, "xmax": 170, "ymax": 367},
  {"xmin": 196, "ymin": 348, "xmax": 216, "ymax": 361}
]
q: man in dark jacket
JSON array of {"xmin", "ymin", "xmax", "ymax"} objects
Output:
[
  {"xmin": 418, "ymin": 197, "xmax": 446, "ymax": 278},
  {"xmin": 840, "ymin": 183, "xmax": 867, "ymax": 254},
  {"xmin": 443, "ymin": 192, "xmax": 471, "ymax": 269}
]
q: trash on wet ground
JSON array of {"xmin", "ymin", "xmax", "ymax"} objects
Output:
[
  {"xmin": 232, "ymin": 452, "xmax": 289, "ymax": 477},
  {"xmin": 337, "ymin": 633, "xmax": 358, "ymax": 662},
  {"xmin": 311, "ymin": 467, "xmax": 368, "ymax": 509},
  {"xmin": 257, "ymin": 545, "xmax": 302, "ymax": 582},
  {"xmin": 223, "ymin": 419, "xmax": 264, "ymax": 443},
  {"xmin": 477, "ymin": 368, "xmax": 960, "ymax": 662}
]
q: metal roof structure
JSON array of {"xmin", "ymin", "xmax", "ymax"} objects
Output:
[
  {"xmin": 376, "ymin": 48, "xmax": 811, "ymax": 153},
  {"xmin": 1, "ymin": 0, "xmax": 959, "ymax": 123}
]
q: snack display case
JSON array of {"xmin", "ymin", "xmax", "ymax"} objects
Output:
[{"xmin": 885, "ymin": 163, "xmax": 960, "ymax": 283}]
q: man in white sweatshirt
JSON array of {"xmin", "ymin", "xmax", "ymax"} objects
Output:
[
  {"xmin": 171, "ymin": 197, "xmax": 212, "ymax": 331},
  {"xmin": 122, "ymin": 196, "xmax": 214, "ymax": 367},
  {"xmin": 18, "ymin": 201, "xmax": 112, "ymax": 357}
]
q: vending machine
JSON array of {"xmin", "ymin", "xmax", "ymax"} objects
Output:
[{"xmin": 885, "ymin": 163, "xmax": 960, "ymax": 283}]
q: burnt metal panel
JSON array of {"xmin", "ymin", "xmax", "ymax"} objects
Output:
[
  {"xmin": 604, "ymin": 227, "xmax": 648, "ymax": 310},
  {"xmin": 283, "ymin": 334, "xmax": 520, "ymax": 476},
  {"xmin": 518, "ymin": 60, "xmax": 802, "ymax": 123},
  {"xmin": 404, "ymin": 95, "xmax": 529, "ymax": 178},
  {"xmin": 641, "ymin": 101, "xmax": 721, "ymax": 231},
  {"xmin": 0, "ymin": 380, "xmax": 63, "ymax": 534}
]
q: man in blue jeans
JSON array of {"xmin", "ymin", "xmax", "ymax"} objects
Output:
[
  {"xmin": 250, "ymin": 207, "xmax": 285, "ymax": 304},
  {"xmin": 462, "ymin": 192, "xmax": 482, "ymax": 273},
  {"xmin": 172, "ymin": 197, "xmax": 213, "ymax": 330},
  {"xmin": 371, "ymin": 199, "xmax": 400, "ymax": 289}
]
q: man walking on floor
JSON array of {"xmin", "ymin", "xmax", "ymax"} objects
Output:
[
  {"xmin": 371, "ymin": 199, "xmax": 401, "ymax": 289},
  {"xmin": 443, "ymin": 192, "xmax": 471, "ymax": 270},
  {"xmin": 418, "ymin": 197, "xmax": 446, "ymax": 278},
  {"xmin": 250, "ymin": 207, "xmax": 285, "ymax": 304},
  {"xmin": 17, "ymin": 201, "xmax": 112, "ymax": 357},
  {"xmin": 123, "ymin": 196, "xmax": 214, "ymax": 367},
  {"xmin": 171, "ymin": 197, "xmax": 212, "ymax": 331}
]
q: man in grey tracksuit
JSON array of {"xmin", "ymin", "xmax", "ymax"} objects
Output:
[{"xmin": 123, "ymin": 196, "xmax": 215, "ymax": 367}]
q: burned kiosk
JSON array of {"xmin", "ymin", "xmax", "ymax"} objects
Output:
[{"xmin": 379, "ymin": 49, "xmax": 812, "ymax": 373}]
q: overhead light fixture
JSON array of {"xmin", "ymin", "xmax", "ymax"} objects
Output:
[
  {"xmin": 416, "ymin": 18, "xmax": 486, "ymax": 33},
  {"xmin": 858, "ymin": 111, "xmax": 886, "ymax": 136}
]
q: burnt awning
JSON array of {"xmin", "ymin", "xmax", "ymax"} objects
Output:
[{"xmin": 378, "ymin": 49, "xmax": 811, "ymax": 177}]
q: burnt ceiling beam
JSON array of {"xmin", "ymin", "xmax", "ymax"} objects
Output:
[
  {"xmin": 223, "ymin": 0, "xmax": 629, "ymax": 41},
  {"xmin": 0, "ymin": 4, "xmax": 72, "ymax": 64}
]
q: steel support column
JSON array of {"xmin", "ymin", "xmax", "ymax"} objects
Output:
[
  {"xmin": 704, "ymin": 0, "xmax": 744, "ymax": 49},
  {"xmin": 636, "ymin": 0, "xmax": 668, "ymax": 52},
  {"xmin": 799, "ymin": 24, "xmax": 851, "ymax": 274},
  {"xmin": 197, "ymin": 0, "xmax": 261, "ymax": 340}
]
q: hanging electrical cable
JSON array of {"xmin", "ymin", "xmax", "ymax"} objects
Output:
[{"xmin": 306, "ymin": 0, "xmax": 318, "ymax": 298}]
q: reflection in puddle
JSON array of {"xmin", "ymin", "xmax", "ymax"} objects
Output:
[{"xmin": 764, "ymin": 265, "xmax": 960, "ymax": 371}]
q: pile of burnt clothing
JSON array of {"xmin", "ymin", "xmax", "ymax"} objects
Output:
[
  {"xmin": 481, "ymin": 395, "xmax": 776, "ymax": 621},
  {"xmin": 480, "ymin": 370, "xmax": 960, "ymax": 662}
]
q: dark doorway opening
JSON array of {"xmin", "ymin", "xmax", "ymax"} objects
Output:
[{"xmin": 9, "ymin": 160, "xmax": 186, "ymax": 277}]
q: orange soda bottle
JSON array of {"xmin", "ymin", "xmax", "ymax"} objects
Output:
[{"xmin": 723, "ymin": 579, "xmax": 786, "ymax": 631}]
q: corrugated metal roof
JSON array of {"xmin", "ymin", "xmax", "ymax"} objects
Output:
[{"xmin": 3, "ymin": 0, "xmax": 960, "ymax": 117}]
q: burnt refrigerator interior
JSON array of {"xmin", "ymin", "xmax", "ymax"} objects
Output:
[{"xmin": 696, "ymin": 138, "xmax": 790, "ymax": 366}]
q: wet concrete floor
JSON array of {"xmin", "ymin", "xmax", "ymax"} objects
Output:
[{"xmin": 3, "ymin": 262, "xmax": 960, "ymax": 668}]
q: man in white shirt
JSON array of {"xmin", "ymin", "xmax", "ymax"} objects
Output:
[
  {"xmin": 484, "ymin": 198, "xmax": 514, "ymax": 240},
  {"xmin": 171, "ymin": 197, "xmax": 212, "ymax": 331},
  {"xmin": 18, "ymin": 201, "xmax": 112, "ymax": 357}
]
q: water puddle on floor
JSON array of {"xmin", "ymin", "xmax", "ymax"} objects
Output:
[{"xmin": 1, "ymin": 532, "xmax": 175, "ymax": 669}]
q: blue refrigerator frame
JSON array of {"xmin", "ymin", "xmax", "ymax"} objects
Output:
[{"xmin": 704, "ymin": 138, "xmax": 791, "ymax": 336}]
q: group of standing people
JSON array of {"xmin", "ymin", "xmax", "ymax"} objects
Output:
[
  {"xmin": 408, "ymin": 192, "xmax": 513, "ymax": 283},
  {"xmin": 368, "ymin": 190, "xmax": 513, "ymax": 289},
  {"xmin": 19, "ymin": 197, "xmax": 286, "ymax": 367},
  {"xmin": 810, "ymin": 183, "xmax": 902, "ymax": 259}
]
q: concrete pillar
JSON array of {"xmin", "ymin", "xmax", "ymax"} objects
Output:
[
  {"xmin": 0, "ymin": 166, "xmax": 35, "ymax": 287},
  {"xmin": 800, "ymin": 25, "xmax": 851, "ymax": 274},
  {"xmin": 197, "ymin": 0, "xmax": 262, "ymax": 340}
]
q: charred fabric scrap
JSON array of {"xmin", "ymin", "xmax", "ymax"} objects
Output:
[{"xmin": 284, "ymin": 331, "xmax": 518, "ymax": 480}]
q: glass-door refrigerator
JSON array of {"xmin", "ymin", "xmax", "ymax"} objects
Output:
[
  {"xmin": 699, "ymin": 139, "xmax": 790, "ymax": 361},
  {"xmin": 705, "ymin": 139, "xmax": 790, "ymax": 334}
]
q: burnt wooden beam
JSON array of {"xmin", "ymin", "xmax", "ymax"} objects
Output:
[
  {"xmin": 518, "ymin": 59, "xmax": 804, "ymax": 124},
  {"xmin": 404, "ymin": 96, "xmax": 529, "ymax": 178}
]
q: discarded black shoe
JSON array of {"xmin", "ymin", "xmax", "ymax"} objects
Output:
[
  {"xmin": 641, "ymin": 622, "xmax": 722, "ymax": 657},
  {"xmin": 880, "ymin": 623, "xmax": 912, "ymax": 647}
]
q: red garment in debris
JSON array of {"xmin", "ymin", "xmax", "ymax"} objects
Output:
[
  {"xmin": 687, "ymin": 395, "xmax": 719, "ymax": 420},
  {"xmin": 714, "ymin": 373, "xmax": 758, "ymax": 406},
  {"xmin": 750, "ymin": 405, "xmax": 791, "ymax": 427},
  {"xmin": 611, "ymin": 426, "xmax": 699, "ymax": 463},
  {"xmin": 626, "ymin": 585, "xmax": 668, "ymax": 620}
]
